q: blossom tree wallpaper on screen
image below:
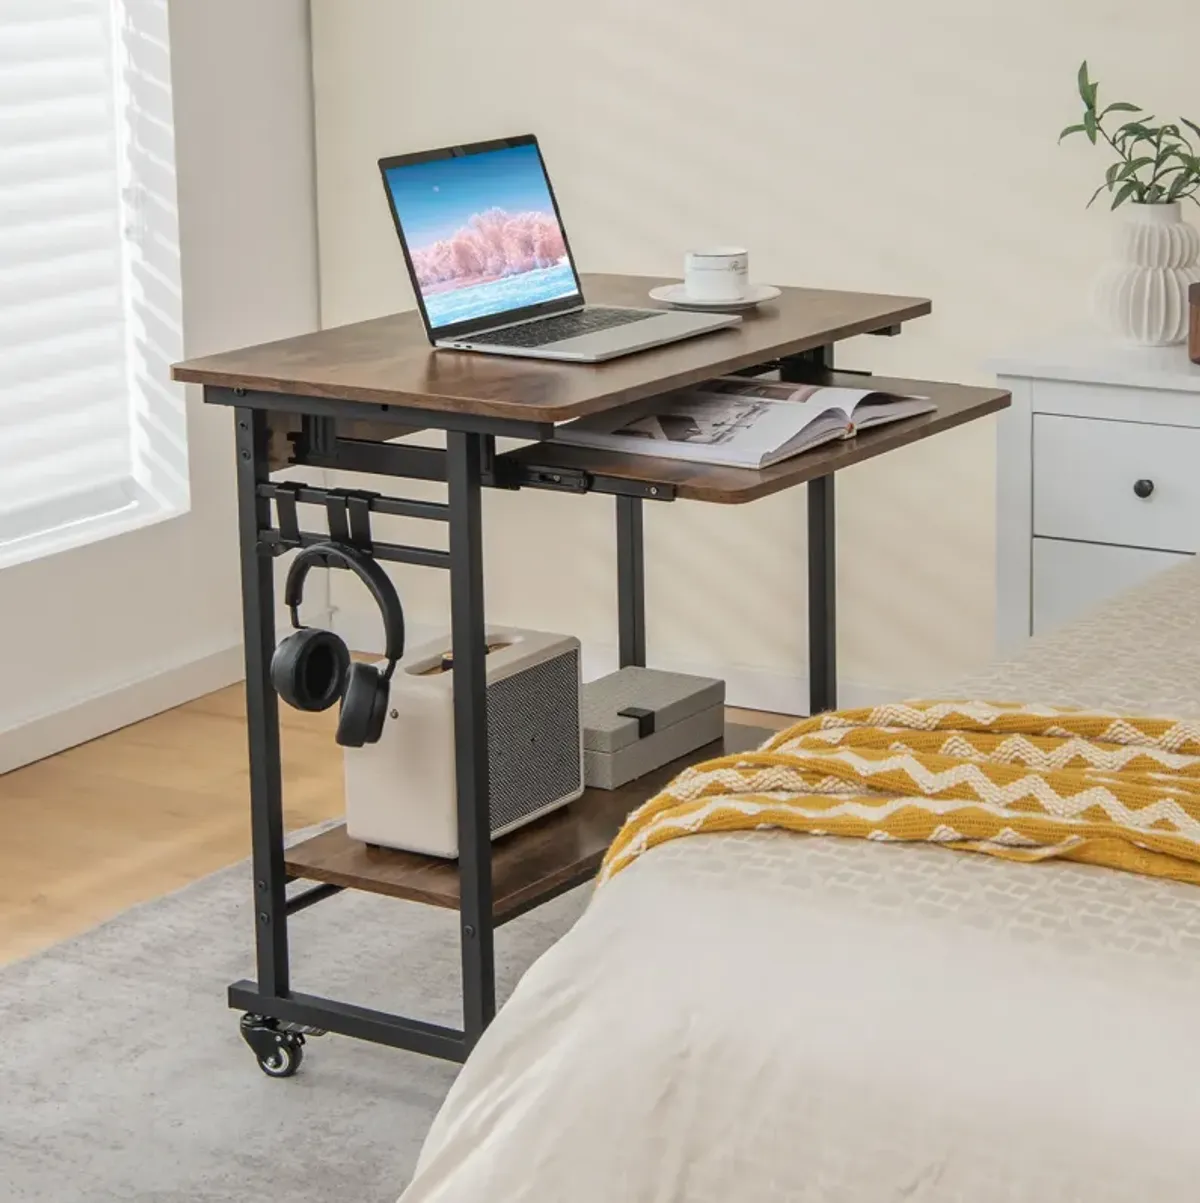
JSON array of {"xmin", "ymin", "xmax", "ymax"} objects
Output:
[
  {"xmin": 385, "ymin": 142, "xmax": 578, "ymax": 327},
  {"xmin": 410, "ymin": 209, "xmax": 567, "ymax": 291}
]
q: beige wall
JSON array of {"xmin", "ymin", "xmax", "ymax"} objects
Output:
[
  {"xmin": 311, "ymin": 0, "xmax": 1199, "ymax": 705},
  {"xmin": 0, "ymin": 0, "xmax": 319, "ymax": 770}
]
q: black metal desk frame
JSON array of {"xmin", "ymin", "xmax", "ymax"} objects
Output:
[{"xmin": 220, "ymin": 344, "xmax": 842, "ymax": 1072}]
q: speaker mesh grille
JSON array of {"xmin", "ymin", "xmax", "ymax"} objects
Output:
[{"xmin": 487, "ymin": 649, "xmax": 581, "ymax": 832}]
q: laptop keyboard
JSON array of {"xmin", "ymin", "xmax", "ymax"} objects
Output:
[{"xmin": 465, "ymin": 307, "xmax": 663, "ymax": 348}]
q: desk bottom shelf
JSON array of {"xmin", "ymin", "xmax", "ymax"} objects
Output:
[{"xmin": 284, "ymin": 721, "xmax": 772, "ymax": 922}]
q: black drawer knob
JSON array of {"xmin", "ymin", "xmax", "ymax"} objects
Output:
[{"xmin": 1133, "ymin": 479, "xmax": 1155, "ymax": 499}]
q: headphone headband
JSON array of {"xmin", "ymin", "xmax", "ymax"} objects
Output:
[{"xmin": 284, "ymin": 542, "xmax": 405, "ymax": 667}]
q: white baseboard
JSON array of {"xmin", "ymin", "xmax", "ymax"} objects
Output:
[
  {"xmin": 331, "ymin": 605, "xmax": 910, "ymax": 717},
  {"xmin": 0, "ymin": 641, "xmax": 246, "ymax": 776},
  {"xmin": 0, "ymin": 591, "xmax": 911, "ymax": 778},
  {"xmin": 0, "ymin": 600, "xmax": 340, "ymax": 775}
]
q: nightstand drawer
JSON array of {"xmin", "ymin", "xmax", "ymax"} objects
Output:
[
  {"xmin": 1031, "ymin": 377, "xmax": 1200, "ymax": 427},
  {"xmin": 1033, "ymin": 414, "xmax": 1200, "ymax": 551},
  {"xmin": 1032, "ymin": 538, "xmax": 1187, "ymax": 635}
]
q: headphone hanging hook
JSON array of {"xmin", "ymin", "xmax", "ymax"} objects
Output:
[
  {"xmin": 346, "ymin": 493, "xmax": 374, "ymax": 555},
  {"xmin": 323, "ymin": 488, "xmax": 378, "ymax": 556},
  {"xmin": 273, "ymin": 482, "xmax": 303, "ymax": 550},
  {"xmin": 325, "ymin": 491, "xmax": 351, "ymax": 547}
]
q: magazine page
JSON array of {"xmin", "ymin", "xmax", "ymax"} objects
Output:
[
  {"xmin": 704, "ymin": 377, "xmax": 935, "ymax": 434},
  {"xmin": 553, "ymin": 390, "xmax": 844, "ymax": 469},
  {"xmin": 701, "ymin": 377, "xmax": 827, "ymax": 404},
  {"xmin": 702, "ymin": 377, "xmax": 909, "ymax": 420},
  {"xmin": 553, "ymin": 378, "xmax": 936, "ymax": 470},
  {"xmin": 844, "ymin": 393, "xmax": 936, "ymax": 427}
]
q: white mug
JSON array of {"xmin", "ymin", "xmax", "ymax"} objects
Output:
[{"xmin": 683, "ymin": 247, "xmax": 750, "ymax": 301}]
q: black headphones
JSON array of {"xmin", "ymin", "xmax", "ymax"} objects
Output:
[{"xmin": 271, "ymin": 542, "xmax": 405, "ymax": 748}]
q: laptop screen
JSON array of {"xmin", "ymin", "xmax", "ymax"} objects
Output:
[{"xmin": 381, "ymin": 139, "xmax": 582, "ymax": 333}]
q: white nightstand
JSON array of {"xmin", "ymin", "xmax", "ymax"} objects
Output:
[{"xmin": 993, "ymin": 343, "xmax": 1200, "ymax": 651}]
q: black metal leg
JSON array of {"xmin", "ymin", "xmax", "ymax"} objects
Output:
[
  {"xmin": 234, "ymin": 405, "xmax": 290, "ymax": 997},
  {"xmin": 807, "ymin": 474, "xmax": 837, "ymax": 715},
  {"xmin": 617, "ymin": 495, "xmax": 646, "ymax": 667},
  {"xmin": 779, "ymin": 346, "xmax": 839, "ymax": 715},
  {"xmin": 447, "ymin": 431, "xmax": 496, "ymax": 1047}
]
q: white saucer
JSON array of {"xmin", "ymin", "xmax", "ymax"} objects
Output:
[{"xmin": 649, "ymin": 282, "xmax": 781, "ymax": 312}]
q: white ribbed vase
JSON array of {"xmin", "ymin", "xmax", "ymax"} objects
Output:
[{"xmin": 1094, "ymin": 202, "xmax": 1200, "ymax": 346}]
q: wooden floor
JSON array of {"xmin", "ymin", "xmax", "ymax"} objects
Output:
[
  {"xmin": 0, "ymin": 686, "xmax": 344, "ymax": 964},
  {"xmin": 0, "ymin": 688, "xmax": 791, "ymax": 965}
]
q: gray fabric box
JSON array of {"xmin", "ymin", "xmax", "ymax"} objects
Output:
[{"xmin": 580, "ymin": 667, "xmax": 725, "ymax": 790}]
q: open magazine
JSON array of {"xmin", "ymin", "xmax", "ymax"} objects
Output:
[{"xmin": 553, "ymin": 376, "xmax": 935, "ymax": 470}]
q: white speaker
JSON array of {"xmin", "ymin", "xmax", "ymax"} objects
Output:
[{"xmin": 343, "ymin": 628, "xmax": 583, "ymax": 857}]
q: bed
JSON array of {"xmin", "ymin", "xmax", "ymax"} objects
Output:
[{"xmin": 399, "ymin": 560, "xmax": 1200, "ymax": 1203}]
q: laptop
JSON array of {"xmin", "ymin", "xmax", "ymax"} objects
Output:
[{"xmin": 378, "ymin": 135, "xmax": 741, "ymax": 362}]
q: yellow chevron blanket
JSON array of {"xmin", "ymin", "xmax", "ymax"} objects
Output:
[{"xmin": 598, "ymin": 701, "xmax": 1200, "ymax": 887}]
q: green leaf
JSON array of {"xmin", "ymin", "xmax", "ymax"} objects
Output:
[
  {"xmin": 1085, "ymin": 182, "xmax": 1108, "ymax": 209},
  {"xmin": 1077, "ymin": 60, "xmax": 1091, "ymax": 104},
  {"xmin": 1155, "ymin": 149, "xmax": 1196, "ymax": 173},
  {"xmin": 1084, "ymin": 110, "xmax": 1098, "ymax": 144},
  {"xmin": 1115, "ymin": 122, "xmax": 1156, "ymax": 152},
  {"xmin": 1118, "ymin": 156, "xmax": 1154, "ymax": 179},
  {"xmin": 1111, "ymin": 179, "xmax": 1139, "ymax": 208},
  {"xmin": 1151, "ymin": 161, "xmax": 1191, "ymax": 182},
  {"xmin": 1182, "ymin": 116, "xmax": 1200, "ymax": 141},
  {"xmin": 1168, "ymin": 173, "xmax": 1190, "ymax": 201},
  {"xmin": 1059, "ymin": 123, "xmax": 1087, "ymax": 142},
  {"xmin": 1074, "ymin": 61, "xmax": 1099, "ymax": 111},
  {"xmin": 1124, "ymin": 134, "xmax": 1159, "ymax": 156},
  {"xmin": 1101, "ymin": 102, "xmax": 1141, "ymax": 117},
  {"xmin": 1105, "ymin": 161, "xmax": 1122, "ymax": 186}
]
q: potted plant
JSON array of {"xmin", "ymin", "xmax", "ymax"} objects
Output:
[{"xmin": 1061, "ymin": 62, "xmax": 1200, "ymax": 346}]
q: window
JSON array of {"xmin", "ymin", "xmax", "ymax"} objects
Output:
[{"xmin": 0, "ymin": 0, "xmax": 185, "ymax": 568}]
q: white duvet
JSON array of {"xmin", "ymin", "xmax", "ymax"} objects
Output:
[{"xmin": 401, "ymin": 560, "xmax": 1200, "ymax": 1202}]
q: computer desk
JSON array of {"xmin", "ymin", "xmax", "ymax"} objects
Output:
[{"xmin": 172, "ymin": 272, "xmax": 1009, "ymax": 1075}]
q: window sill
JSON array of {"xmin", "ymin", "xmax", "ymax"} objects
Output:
[{"xmin": 0, "ymin": 478, "xmax": 189, "ymax": 571}]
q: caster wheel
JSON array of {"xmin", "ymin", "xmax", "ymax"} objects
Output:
[
  {"xmin": 257, "ymin": 1034, "xmax": 304, "ymax": 1079},
  {"xmin": 239, "ymin": 1013, "xmax": 306, "ymax": 1079}
]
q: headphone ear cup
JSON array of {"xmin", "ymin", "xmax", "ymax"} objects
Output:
[
  {"xmin": 363, "ymin": 674, "xmax": 391, "ymax": 746},
  {"xmin": 271, "ymin": 628, "xmax": 350, "ymax": 712},
  {"xmin": 336, "ymin": 661, "xmax": 390, "ymax": 748}
]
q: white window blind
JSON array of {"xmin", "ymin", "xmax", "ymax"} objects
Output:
[{"xmin": 0, "ymin": 0, "xmax": 185, "ymax": 565}]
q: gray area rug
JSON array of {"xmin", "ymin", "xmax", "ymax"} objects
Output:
[{"xmin": 0, "ymin": 839, "xmax": 587, "ymax": 1202}]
